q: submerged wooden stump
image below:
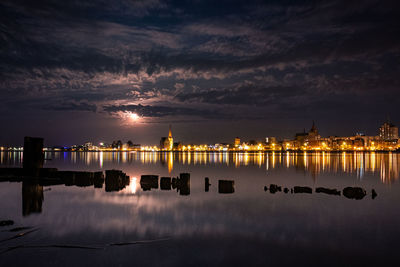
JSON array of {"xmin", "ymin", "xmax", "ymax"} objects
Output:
[
  {"xmin": 160, "ymin": 177, "xmax": 171, "ymax": 190},
  {"xmin": 105, "ymin": 170, "xmax": 129, "ymax": 192},
  {"xmin": 218, "ymin": 180, "xmax": 234, "ymax": 194},
  {"xmin": 140, "ymin": 175, "xmax": 159, "ymax": 191}
]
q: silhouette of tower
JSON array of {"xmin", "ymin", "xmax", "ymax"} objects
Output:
[{"xmin": 310, "ymin": 121, "xmax": 318, "ymax": 135}]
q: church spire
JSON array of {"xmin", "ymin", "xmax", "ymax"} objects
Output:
[
  {"xmin": 168, "ymin": 124, "xmax": 172, "ymax": 138},
  {"xmin": 310, "ymin": 120, "xmax": 317, "ymax": 132}
]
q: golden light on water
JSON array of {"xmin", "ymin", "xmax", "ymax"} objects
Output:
[{"xmin": 168, "ymin": 152, "xmax": 173, "ymax": 173}]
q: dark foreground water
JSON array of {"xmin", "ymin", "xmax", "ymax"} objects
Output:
[{"xmin": 1, "ymin": 151, "xmax": 399, "ymax": 266}]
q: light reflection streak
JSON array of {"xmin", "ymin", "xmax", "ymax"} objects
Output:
[
  {"xmin": 272, "ymin": 152, "xmax": 276, "ymax": 169},
  {"xmin": 99, "ymin": 151, "xmax": 103, "ymax": 168},
  {"xmin": 168, "ymin": 152, "xmax": 173, "ymax": 173},
  {"xmin": 286, "ymin": 152, "xmax": 290, "ymax": 168},
  {"xmin": 128, "ymin": 177, "xmax": 137, "ymax": 194}
]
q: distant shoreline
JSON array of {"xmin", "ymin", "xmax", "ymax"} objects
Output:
[{"xmin": 1, "ymin": 149, "xmax": 399, "ymax": 153}]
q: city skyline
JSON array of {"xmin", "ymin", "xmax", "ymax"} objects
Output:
[{"xmin": 1, "ymin": 120, "xmax": 398, "ymax": 152}]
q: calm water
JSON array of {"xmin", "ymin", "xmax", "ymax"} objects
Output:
[{"xmin": 1, "ymin": 151, "xmax": 400, "ymax": 266}]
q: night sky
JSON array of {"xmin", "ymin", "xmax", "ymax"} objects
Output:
[{"xmin": 1, "ymin": 0, "xmax": 399, "ymax": 146}]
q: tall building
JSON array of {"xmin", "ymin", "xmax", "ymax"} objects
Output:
[
  {"xmin": 234, "ymin": 137, "xmax": 240, "ymax": 147},
  {"xmin": 308, "ymin": 121, "xmax": 319, "ymax": 140},
  {"xmin": 160, "ymin": 125, "xmax": 174, "ymax": 150},
  {"xmin": 379, "ymin": 121, "xmax": 399, "ymax": 141}
]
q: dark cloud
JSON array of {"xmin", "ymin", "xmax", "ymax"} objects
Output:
[{"xmin": 45, "ymin": 101, "xmax": 97, "ymax": 112}]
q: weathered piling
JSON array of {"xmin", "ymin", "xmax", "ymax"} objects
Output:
[
  {"xmin": 22, "ymin": 182, "xmax": 43, "ymax": 216},
  {"xmin": 57, "ymin": 171, "xmax": 76, "ymax": 186},
  {"xmin": 140, "ymin": 175, "xmax": 159, "ymax": 191},
  {"xmin": 74, "ymin": 172, "xmax": 95, "ymax": 187},
  {"xmin": 23, "ymin": 136, "xmax": 44, "ymax": 176},
  {"xmin": 267, "ymin": 184, "xmax": 281, "ymax": 194},
  {"xmin": 316, "ymin": 187, "xmax": 341, "ymax": 196},
  {"xmin": 0, "ymin": 168, "xmax": 24, "ymax": 178},
  {"xmin": 178, "ymin": 173, "xmax": 190, "ymax": 195},
  {"xmin": 93, "ymin": 171, "xmax": 104, "ymax": 188},
  {"xmin": 171, "ymin": 177, "xmax": 177, "ymax": 189},
  {"xmin": 283, "ymin": 188, "xmax": 289, "ymax": 193},
  {"xmin": 343, "ymin": 187, "xmax": 366, "ymax": 200},
  {"xmin": 38, "ymin": 168, "xmax": 58, "ymax": 178},
  {"xmin": 218, "ymin": 180, "xmax": 234, "ymax": 194},
  {"xmin": 293, "ymin": 186, "xmax": 312, "ymax": 194},
  {"xmin": 371, "ymin": 189, "xmax": 377, "ymax": 199},
  {"xmin": 205, "ymin": 177, "xmax": 210, "ymax": 192},
  {"xmin": 160, "ymin": 177, "xmax": 171, "ymax": 190},
  {"xmin": 105, "ymin": 170, "xmax": 130, "ymax": 192}
]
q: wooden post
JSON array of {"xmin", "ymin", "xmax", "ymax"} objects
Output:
[{"xmin": 23, "ymin": 136, "xmax": 44, "ymax": 176}]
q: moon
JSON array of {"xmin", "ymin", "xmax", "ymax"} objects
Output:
[{"xmin": 129, "ymin": 113, "xmax": 139, "ymax": 121}]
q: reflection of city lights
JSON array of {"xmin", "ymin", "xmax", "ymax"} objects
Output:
[
  {"xmin": 168, "ymin": 152, "xmax": 173, "ymax": 173},
  {"xmin": 99, "ymin": 151, "xmax": 103, "ymax": 168},
  {"xmin": 3, "ymin": 150, "xmax": 398, "ymax": 186}
]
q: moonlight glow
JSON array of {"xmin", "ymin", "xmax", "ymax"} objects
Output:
[{"xmin": 129, "ymin": 113, "xmax": 139, "ymax": 121}]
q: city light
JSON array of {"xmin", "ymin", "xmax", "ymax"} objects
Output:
[{"xmin": 5, "ymin": 121, "xmax": 398, "ymax": 152}]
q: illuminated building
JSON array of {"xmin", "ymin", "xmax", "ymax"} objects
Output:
[
  {"xmin": 265, "ymin": 137, "xmax": 277, "ymax": 150},
  {"xmin": 294, "ymin": 121, "xmax": 321, "ymax": 149},
  {"xmin": 84, "ymin": 142, "xmax": 93, "ymax": 150},
  {"xmin": 379, "ymin": 121, "xmax": 399, "ymax": 141},
  {"xmin": 234, "ymin": 137, "xmax": 241, "ymax": 147},
  {"xmin": 173, "ymin": 142, "xmax": 182, "ymax": 150}
]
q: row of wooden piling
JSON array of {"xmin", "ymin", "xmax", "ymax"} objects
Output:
[{"xmin": 264, "ymin": 184, "xmax": 377, "ymax": 200}]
